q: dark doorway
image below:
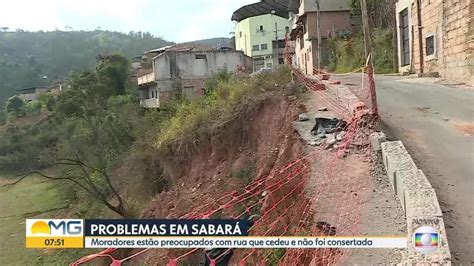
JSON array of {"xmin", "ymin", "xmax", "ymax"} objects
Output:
[{"xmin": 400, "ymin": 8, "xmax": 410, "ymax": 66}]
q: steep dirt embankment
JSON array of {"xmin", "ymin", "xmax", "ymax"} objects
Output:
[{"xmin": 140, "ymin": 91, "xmax": 305, "ymax": 263}]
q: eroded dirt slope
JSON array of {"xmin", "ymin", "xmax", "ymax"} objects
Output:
[{"xmin": 139, "ymin": 91, "xmax": 305, "ymax": 264}]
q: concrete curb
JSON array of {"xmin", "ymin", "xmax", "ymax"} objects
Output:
[
  {"xmin": 324, "ymin": 78, "xmax": 451, "ymax": 263},
  {"xmin": 374, "ymin": 138, "xmax": 452, "ymax": 265}
]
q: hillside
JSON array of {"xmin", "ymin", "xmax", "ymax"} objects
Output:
[
  {"xmin": 183, "ymin": 37, "xmax": 232, "ymax": 49},
  {"xmin": 0, "ymin": 30, "xmax": 172, "ymax": 103}
]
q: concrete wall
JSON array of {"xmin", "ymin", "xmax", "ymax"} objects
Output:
[
  {"xmin": 299, "ymin": 0, "xmax": 351, "ymax": 13},
  {"xmin": 153, "ymin": 51, "xmax": 251, "ymax": 80},
  {"xmin": 235, "ymin": 13, "xmax": 292, "ymax": 70},
  {"xmin": 142, "ymin": 51, "xmax": 252, "ymax": 107},
  {"xmin": 18, "ymin": 88, "xmax": 49, "ymax": 102},
  {"xmin": 18, "ymin": 93, "xmax": 40, "ymax": 102}
]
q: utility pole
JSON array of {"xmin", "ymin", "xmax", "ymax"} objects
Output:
[
  {"xmin": 416, "ymin": 0, "xmax": 424, "ymax": 74},
  {"xmin": 360, "ymin": 0, "xmax": 378, "ymax": 114},
  {"xmin": 274, "ymin": 22, "xmax": 278, "ymax": 41},
  {"xmin": 316, "ymin": 0, "xmax": 322, "ymax": 71}
]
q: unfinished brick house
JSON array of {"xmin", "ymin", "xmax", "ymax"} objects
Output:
[
  {"xmin": 396, "ymin": 0, "xmax": 473, "ymax": 85},
  {"xmin": 289, "ymin": 0, "xmax": 354, "ymax": 74},
  {"xmin": 136, "ymin": 45, "xmax": 253, "ymax": 108}
]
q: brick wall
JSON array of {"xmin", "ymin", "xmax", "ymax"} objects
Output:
[
  {"xmin": 182, "ymin": 78, "xmax": 206, "ymax": 100},
  {"xmin": 441, "ymin": 0, "xmax": 472, "ymax": 85}
]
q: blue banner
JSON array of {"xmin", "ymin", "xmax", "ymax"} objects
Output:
[{"xmin": 85, "ymin": 219, "xmax": 249, "ymax": 237}]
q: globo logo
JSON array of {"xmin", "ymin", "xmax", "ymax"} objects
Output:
[{"xmin": 413, "ymin": 226, "xmax": 439, "ymax": 254}]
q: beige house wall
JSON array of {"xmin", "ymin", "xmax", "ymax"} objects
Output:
[
  {"xmin": 294, "ymin": 11, "xmax": 352, "ymax": 74},
  {"xmin": 396, "ymin": 0, "xmax": 473, "ymax": 85},
  {"xmin": 411, "ymin": 0, "xmax": 443, "ymax": 74}
]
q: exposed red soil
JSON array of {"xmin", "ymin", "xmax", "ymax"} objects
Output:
[{"xmin": 138, "ymin": 91, "xmax": 306, "ymax": 264}]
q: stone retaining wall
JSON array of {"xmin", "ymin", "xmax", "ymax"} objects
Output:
[{"xmin": 378, "ymin": 140, "xmax": 452, "ymax": 265}]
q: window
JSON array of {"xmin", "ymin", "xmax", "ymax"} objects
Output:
[
  {"xmin": 261, "ymin": 44, "xmax": 268, "ymax": 50},
  {"xmin": 252, "ymin": 45, "xmax": 260, "ymax": 51},
  {"xmin": 279, "ymin": 58, "xmax": 285, "ymax": 65},
  {"xmin": 254, "ymin": 60, "xmax": 265, "ymax": 71},
  {"xmin": 151, "ymin": 90, "xmax": 155, "ymax": 99},
  {"xmin": 426, "ymin": 35, "xmax": 435, "ymax": 56},
  {"xmin": 273, "ymin": 40, "xmax": 285, "ymax": 49},
  {"xmin": 195, "ymin": 54, "xmax": 207, "ymax": 59},
  {"xmin": 285, "ymin": 26, "xmax": 290, "ymax": 33},
  {"xmin": 267, "ymin": 63, "xmax": 273, "ymax": 68},
  {"xmin": 239, "ymin": 31, "xmax": 242, "ymax": 37},
  {"xmin": 257, "ymin": 25, "xmax": 264, "ymax": 32}
]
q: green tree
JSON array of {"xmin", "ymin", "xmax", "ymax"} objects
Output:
[
  {"xmin": 5, "ymin": 95, "xmax": 25, "ymax": 117},
  {"xmin": 96, "ymin": 54, "xmax": 130, "ymax": 96},
  {"xmin": 5, "ymin": 56, "xmax": 139, "ymax": 217}
]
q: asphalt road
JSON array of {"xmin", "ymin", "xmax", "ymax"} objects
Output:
[{"xmin": 336, "ymin": 74, "xmax": 474, "ymax": 264}]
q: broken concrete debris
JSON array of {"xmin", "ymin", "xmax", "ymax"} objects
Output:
[
  {"xmin": 336, "ymin": 131, "xmax": 346, "ymax": 141},
  {"xmin": 293, "ymin": 112, "xmax": 348, "ymax": 149},
  {"xmin": 325, "ymin": 133, "xmax": 337, "ymax": 146},
  {"xmin": 306, "ymin": 116, "xmax": 347, "ymax": 148},
  {"xmin": 311, "ymin": 117, "xmax": 347, "ymax": 136},
  {"xmin": 298, "ymin": 113, "xmax": 309, "ymax": 121},
  {"xmin": 309, "ymin": 139, "xmax": 326, "ymax": 146},
  {"xmin": 369, "ymin": 131, "xmax": 387, "ymax": 151}
]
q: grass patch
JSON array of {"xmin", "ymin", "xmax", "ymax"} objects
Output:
[
  {"xmin": 0, "ymin": 175, "xmax": 67, "ymax": 265},
  {"xmin": 155, "ymin": 68, "xmax": 292, "ymax": 156},
  {"xmin": 328, "ymin": 29, "xmax": 396, "ymax": 74},
  {"xmin": 0, "ymin": 173, "xmax": 119, "ymax": 265}
]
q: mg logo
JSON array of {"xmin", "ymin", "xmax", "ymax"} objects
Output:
[
  {"xmin": 48, "ymin": 220, "xmax": 82, "ymax": 235},
  {"xmin": 28, "ymin": 219, "xmax": 83, "ymax": 236}
]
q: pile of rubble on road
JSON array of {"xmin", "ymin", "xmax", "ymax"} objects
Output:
[{"xmin": 298, "ymin": 108, "xmax": 347, "ymax": 149}]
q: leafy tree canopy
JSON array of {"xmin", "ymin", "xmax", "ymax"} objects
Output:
[{"xmin": 5, "ymin": 95, "xmax": 25, "ymax": 117}]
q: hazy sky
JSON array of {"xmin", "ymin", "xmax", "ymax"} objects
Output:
[{"xmin": 1, "ymin": 0, "xmax": 257, "ymax": 42}]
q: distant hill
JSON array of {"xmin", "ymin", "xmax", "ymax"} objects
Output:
[
  {"xmin": 0, "ymin": 30, "xmax": 172, "ymax": 103},
  {"xmin": 183, "ymin": 37, "xmax": 233, "ymax": 49}
]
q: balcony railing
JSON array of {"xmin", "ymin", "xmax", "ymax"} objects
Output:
[
  {"xmin": 137, "ymin": 71, "xmax": 156, "ymax": 85},
  {"xmin": 140, "ymin": 98, "xmax": 160, "ymax": 108}
]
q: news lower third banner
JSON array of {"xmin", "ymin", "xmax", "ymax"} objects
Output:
[{"xmin": 26, "ymin": 219, "xmax": 407, "ymax": 249}]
